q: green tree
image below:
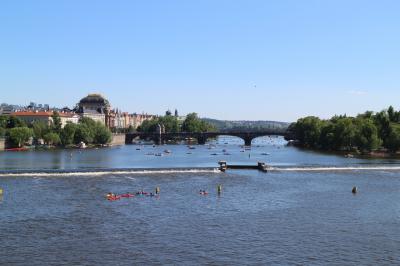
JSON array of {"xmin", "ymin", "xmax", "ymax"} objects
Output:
[
  {"xmin": 319, "ymin": 121, "xmax": 335, "ymax": 150},
  {"xmin": 32, "ymin": 121, "xmax": 49, "ymax": 141},
  {"xmin": 182, "ymin": 113, "xmax": 215, "ymax": 133},
  {"xmin": 385, "ymin": 124, "xmax": 400, "ymax": 153},
  {"xmin": 43, "ymin": 132, "xmax": 61, "ymax": 146},
  {"xmin": 7, "ymin": 116, "xmax": 26, "ymax": 128},
  {"xmin": 158, "ymin": 115, "xmax": 179, "ymax": 132},
  {"xmin": 74, "ymin": 124, "xmax": 93, "ymax": 144},
  {"xmin": 93, "ymin": 122, "xmax": 112, "ymax": 144},
  {"xmin": 388, "ymin": 106, "xmax": 396, "ymax": 122},
  {"xmin": 127, "ymin": 125, "xmax": 136, "ymax": 133},
  {"xmin": 0, "ymin": 115, "xmax": 7, "ymax": 128},
  {"xmin": 354, "ymin": 118, "xmax": 382, "ymax": 153},
  {"xmin": 332, "ymin": 117, "xmax": 355, "ymax": 150},
  {"xmin": 60, "ymin": 123, "xmax": 77, "ymax": 146},
  {"xmin": 51, "ymin": 111, "xmax": 62, "ymax": 133},
  {"xmin": 137, "ymin": 119, "xmax": 159, "ymax": 133},
  {"xmin": 8, "ymin": 127, "xmax": 33, "ymax": 147},
  {"xmin": 79, "ymin": 117, "xmax": 97, "ymax": 128},
  {"xmin": 374, "ymin": 110, "xmax": 390, "ymax": 141},
  {"xmin": 292, "ymin": 116, "xmax": 322, "ymax": 148}
]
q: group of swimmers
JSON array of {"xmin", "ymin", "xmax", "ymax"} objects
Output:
[
  {"xmin": 106, "ymin": 185, "xmax": 222, "ymax": 201},
  {"xmin": 106, "ymin": 188, "xmax": 160, "ymax": 201}
]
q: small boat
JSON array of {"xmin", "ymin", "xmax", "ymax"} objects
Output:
[
  {"xmin": 188, "ymin": 146, "xmax": 196, "ymax": 150},
  {"xmin": 211, "ymin": 153, "xmax": 218, "ymax": 156},
  {"xmin": 261, "ymin": 152, "xmax": 270, "ymax": 155},
  {"xmin": 155, "ymin": 153, "xmax": 163, "ymax": 157},
  {"xmin": 164, "ymin": 150, "xmax": 172, "ymax": 154}
]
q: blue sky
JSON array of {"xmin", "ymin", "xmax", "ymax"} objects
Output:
[{"xmin": 1, "ymin": 0, "xmax": 400, "ymax": 122}]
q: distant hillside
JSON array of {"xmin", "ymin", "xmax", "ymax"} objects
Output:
[{"xmin": 202, "ymin": 118, "xmax": 290, "ymax": 132}]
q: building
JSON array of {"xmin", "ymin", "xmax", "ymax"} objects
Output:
[
  {"xmin": 76, "ymin": 94, "xmax": 111, "ymax": 125},
  {"xmin": 11, "ymin": 111, "xmax": 79, "ymax": 127}
]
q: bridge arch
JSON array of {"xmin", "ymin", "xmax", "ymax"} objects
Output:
[{"xmin": 205, "ymin": 134, "xmax": 246, "ymax": 145}]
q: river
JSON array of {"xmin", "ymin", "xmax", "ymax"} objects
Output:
[{"xmin": 1, "ymin": 136, "xmax": 400, "ymax": 265}]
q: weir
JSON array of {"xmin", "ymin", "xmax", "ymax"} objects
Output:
[{"xmin": 218, "ymin": 161, "xmax": 269, "ymax": 172}]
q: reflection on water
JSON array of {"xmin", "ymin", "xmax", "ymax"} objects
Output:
[{"xmin": 1, "ymin": 136, "xmax": 399, "ymax": 170}]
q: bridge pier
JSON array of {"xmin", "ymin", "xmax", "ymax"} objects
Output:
[
  {"xmin": 244, "ymin": 137, "xmax": 252, "ymax": 146},
  {"xmin": 197, "ymin": 136, "xmax": 207, "ymax": 145}
]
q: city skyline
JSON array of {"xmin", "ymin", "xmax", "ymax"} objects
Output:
[{"xmin": 1, "ymin": 0, "xmax": 400, "ymax": 122}]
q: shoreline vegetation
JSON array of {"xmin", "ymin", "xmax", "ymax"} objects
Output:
[
  {"xmin": 287, "ymin": 105, "xmax": 400, "ymax": 157},
  {"xmin": 0, "ymin": 111, "xmax": 215, "ymax": 150}
]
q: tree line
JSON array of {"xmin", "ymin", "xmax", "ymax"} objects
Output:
[
  {"xmin": 288, "ymin": 106, "xmax": 400, "ymax": 153},
  {"xmin": 0, "ymin": 112, "xmax": 112, "ymax": 148},
  {"xmin": 136, "ymin": 112, "xmax": 215, "ymax": 133}
]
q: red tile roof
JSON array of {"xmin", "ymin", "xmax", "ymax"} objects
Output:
[{"xmin": 11, "ymin": 111, "xmax": 77, "ymax": 118}]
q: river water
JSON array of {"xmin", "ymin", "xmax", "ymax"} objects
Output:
[{"xmin": 1, "ymin": 136, "xmax": 400, "ymax": 265}]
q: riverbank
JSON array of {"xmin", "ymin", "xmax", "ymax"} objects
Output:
[{"xmin": 290, "ymin": 143, "xmax": 400, "ymax": 159}]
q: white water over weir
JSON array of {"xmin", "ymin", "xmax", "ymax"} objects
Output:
[
  {"xmin": 2, "ymin": 165, "xmax": 400, "ymax": 177},
  {"xmin": 269, "ymin": 166, "xmax": 400, "ymax": 172}
]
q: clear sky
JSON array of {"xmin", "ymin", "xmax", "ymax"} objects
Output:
[{"xmin": 1, "ymin": 0, "xmax": 400, "ymax": 122}]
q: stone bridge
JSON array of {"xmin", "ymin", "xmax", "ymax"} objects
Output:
[{"xmin": 125, "ymin": 130, "xmax": 291, "ymax": 146}]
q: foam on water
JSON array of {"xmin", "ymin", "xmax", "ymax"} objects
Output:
[
  {"xmin": 269, "ymin": 165, "xmax": 400, "ymax": 172},
  {"xmin": 0, "ymin": 168, "xmax": 220, "ymax": 177}
]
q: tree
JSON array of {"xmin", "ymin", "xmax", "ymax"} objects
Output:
[
  {"xmin": 74, "ymin": 124, "xmax": 93, "ymax": 144},
  {"xmin": 374, "ymin": 110, "xmax": 390, "ymax": 141},
  {"xmin": 7, "ymin": 116, "xmax": 26, "ymax": 128},
  {"xmin": 174, "ymin": 109, "xmax": 178, "ymax": 117},
  {"xmin": 0, "ymin": 115, "xmax": 7, "ymax": 128},
  {"xmin": 51, "ymin": 111, "xmax": 62, "ymax": 133},
  {"xmin": 388, "ymin": 106, "xmax": 396, "ymax": 122},
  {"xmin": 165, "ymin": 110, "xmax": 172, "ymax": 116},
  {"xmin": 32, "ymin": 121, "xmax": 49, "ymax": 141},
  {"xmin": 60, "ymin": 122, "xmax": 77, "ymax": 146},
  {"xmin": 385, "ymin": 124, "xmax": 400, "ymax": 153},
  {"xmin": 158, "ymin": 115, "xmax": 179, "ymax": 132},
  {"xmin": 332, "ymin": 117, "xmax": 355, "ymax": 150},
  {"xmin": 292, "ymin": 116, "xmax": 322, "ymax": 148},
  {"xmin": 93, "ymin": 122, "xmax": 112, "ymax": 144},
  {"xmin": 319, "ymin": 121, "xmax": 335, "ymax": 150},
  {"xmin": 137, "ymin": 119, "xmax": 159, "ymax": 133},
  {"xmin": 8, "ymin": 127, "xmax": 33, "ymax": 147},
  {"xmin": 354, "ymin": 118, "xmax": 382, "ymax": 153},
  {"xmin": 79, "ymin": 116, "xmax": 97, "ymax": 128},
  {"xmin": 182, "ymin": 113, "xmax": 215, "ymax": 132},
  {"xmin": 127, "ymin": 125, "xmax": 135, "ymax": 133},
  {"xmin": 43, "ymin": 132, "xmax": 61, "ymax": 146}
]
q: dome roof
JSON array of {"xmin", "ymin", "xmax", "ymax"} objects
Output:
[{"xmin": 79, "ymin": 94, "xmax": 110, "ymax": 106}]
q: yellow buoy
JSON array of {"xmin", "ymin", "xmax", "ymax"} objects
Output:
[{"xmin": 0, "ymin": 188, "xmax": 3, "ymax": 195}]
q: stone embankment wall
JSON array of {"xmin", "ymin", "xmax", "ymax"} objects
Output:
[{"xmin": 110, "ymin": 134, "xmax": 126, "ymax": 146}]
